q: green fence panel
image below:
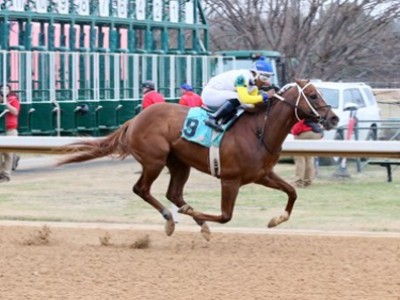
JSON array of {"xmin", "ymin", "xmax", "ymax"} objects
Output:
[
  {"xmin": 75, "ymin": 101, "xmax": 101, "ymax": 136},
  {"xmin": 17, "ymin": 103, "xmax": 35, "ymax": 136},
  {"xmin": 97, "ymin": 100, "xmax": 121, "ymax": 135},
  {"xmin": 168, "ymin": 98, "xmax": 180, "ymax": 104},
  {"xmin": 30, "ymin": 102, "xmax": 56, "ymax": 135},
  {"xmin": 57, "ymin": 102, "xmax": 80, "ymax": 136},
  {"xmin": 0, "ymin": 104, "xmax": 7, "ymax": 134},
  {"xmin": 117, "ymin": 100, "xmax": 140, "ymax": 125}
]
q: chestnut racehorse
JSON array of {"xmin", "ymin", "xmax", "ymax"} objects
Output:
[{"xmin": 57, "ymin": 79, "xmax": 339, "ymax": 240}]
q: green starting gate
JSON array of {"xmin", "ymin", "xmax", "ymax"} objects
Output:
[{"xmin": 0, "ymin": 0, "xmax": 232, "ymax": 136}]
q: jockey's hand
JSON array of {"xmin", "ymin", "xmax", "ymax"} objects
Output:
[
  {"xmin": 266, "ymin": 89, "xmax": 276, "ymax": 99},
  {"xmin": 261, "ymin": 92, "xmax": 269, "ymax": 103},
  {"xmin": 260, "ymin": 84, "xmax": 280, "ymax": 92}
]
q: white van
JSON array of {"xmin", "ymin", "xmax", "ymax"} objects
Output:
[{"xmin": 313, "ymin": 82, "xmax": 381, "ymax": 141}]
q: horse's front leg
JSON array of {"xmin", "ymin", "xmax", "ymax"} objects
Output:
[
  {"xmin": 255, "ymin": 171, "xmax": 297, "ymax": 228},
  {"xmin": 179, "ymin": 179, "xmax": 241, "ymax": 224}
]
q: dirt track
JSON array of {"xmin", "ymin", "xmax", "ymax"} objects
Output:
[
  {"xmin": 0, "ymin": 223, "xmax": 399, "ymax": 300},
  {"xmin": 1, "ymin": 156, "xmax": 399, "ymax": 299}
]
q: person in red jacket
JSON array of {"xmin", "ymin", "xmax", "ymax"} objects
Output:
[
  {"xmin": 141, "ymin": 81, "xmax": 165, "ymax": 110},
  {"xmin": 178, "ymin": 83, "xmax": 203, "ymax": 107},
  {"xmin": 291, "ymin": 118, "xmax": 323, "ymax": 188},
  {"xmin": 0, "ymin": 84, "xmax": 20, "ymax": 183}
]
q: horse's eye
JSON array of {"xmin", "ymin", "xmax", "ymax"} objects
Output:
[{"xmin": 309, "ymin": 94, "xmax": 318, "ymax": 100}]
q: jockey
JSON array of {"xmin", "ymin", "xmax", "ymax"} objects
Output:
[{"xmin": 202, "ymin": 56, "xmax": 276, "ymax": 132}]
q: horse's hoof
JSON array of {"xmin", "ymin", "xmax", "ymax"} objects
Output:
[
  {"xmin": 200, "ymin": 223, "xmax": 211, "ymax": 242},
  {"xmin": 267, "ymin": 212, "xmax": 289, "ymax": 228},
  {"xmin": 165, "ymin": 219, "xmax": 175, "ymax": 236},
  {"xmin": 267, "ymin": 218, "xmax": 279, "ymax": 228}
]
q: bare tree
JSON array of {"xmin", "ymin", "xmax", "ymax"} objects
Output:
[{"xmin": 203, "ymin": 0, "xmax": 400, "ymax": 85}]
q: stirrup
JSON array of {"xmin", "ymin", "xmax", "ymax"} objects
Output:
[{"xmin": 205, "ymin": 118, "xmax": 223, "ymax": 132}]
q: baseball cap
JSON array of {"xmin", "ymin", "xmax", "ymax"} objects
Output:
[{"xmin": 180, "ymin": 83, "xmax": 193, "ymax": 91}]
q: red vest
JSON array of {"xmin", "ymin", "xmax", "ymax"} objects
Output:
[
  {"xmin": 179, "ymin": 91, "xmax": 203, "ymax": 107},
  {"xmin": 142, "ymin": 91, "xmax": 165, "ymax": 109},
  {"xmin": 291, "ymin": 119, "xmax": 312, "ymax": 136},
  {"xmin": 5, "ymin": 94, "xmax": 20, "ymax": 130}
]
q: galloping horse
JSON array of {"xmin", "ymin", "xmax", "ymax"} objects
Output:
[{"xmin": 57, "ymin": 79, "xmax": 339, "ymax": 240}]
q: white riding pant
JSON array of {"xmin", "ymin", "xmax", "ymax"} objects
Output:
[{"xmin": 201, "ymin": 88, "xmax": 238, "ymax": 108}]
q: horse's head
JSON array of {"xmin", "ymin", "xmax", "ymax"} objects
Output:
[{"xmin": 280, "ymin": 79, "xmax": 339, "ymax": 130}]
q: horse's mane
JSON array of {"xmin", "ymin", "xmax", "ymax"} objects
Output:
[
  {"xmin": 278, "ymin": 83, "xmax": 295, "ymax": 95},
  {"xmin": 250, "ymin": 84, "xmax": 293, "ymax": 114}
]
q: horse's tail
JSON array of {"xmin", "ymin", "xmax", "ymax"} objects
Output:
[{"xmin": 56, "ymin": 121, "xmax": 131, "ymax": 166}]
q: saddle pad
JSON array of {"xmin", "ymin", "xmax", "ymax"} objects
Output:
[{"xmin": 181, "ymin": 107, "xmax": 225, "ymax": 147}]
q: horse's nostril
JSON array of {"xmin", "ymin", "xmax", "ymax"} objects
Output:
[{"xmin": 331, "ymin": 116, "xmax": 340, "ymax": 126}]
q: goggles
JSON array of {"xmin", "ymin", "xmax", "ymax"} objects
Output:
[{"xmin": 257, "ymin": 72, "xmax": 272, "ymax": 83}]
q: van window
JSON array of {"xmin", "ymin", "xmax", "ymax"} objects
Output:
[
  {"xmin": 343, "ymin": 88, "xmax": 366, "ymax": 108},
  {"xmin": 362, "ymin": 87, "xmax": 377, "ymax": 106},
  {"xmin": 318, "ymin": 88, "xmax": 339, "ymax": 108}
]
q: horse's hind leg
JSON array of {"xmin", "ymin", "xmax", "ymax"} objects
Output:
[
  {"xmin": 165, "ymin": 157, "xmax": 211, "ymax": 241},
  {"xmin": 133, "ymin": 163, "xmax": 176, "ymax": 236},
  {"xmin": 255, "ymin": 171, "xmax": 297, "ymax": 228}
]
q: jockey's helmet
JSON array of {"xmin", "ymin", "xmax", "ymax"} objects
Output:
[
  {"xmin": 252, "ymin": 57, "xmax": 274, "ymax": 83},
  {"xmin": 142, "ymin": 80, "xmax": 155, "ymax": 90}
]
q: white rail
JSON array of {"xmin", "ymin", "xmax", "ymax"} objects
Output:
[{"xmin": 0, "ymin": 137, "xmax": 399, "ymax": 158}]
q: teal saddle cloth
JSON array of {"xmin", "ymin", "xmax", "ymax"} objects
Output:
[{"xmin": 181, "ymin": 107, "xmax": 240, "ymax": 147}]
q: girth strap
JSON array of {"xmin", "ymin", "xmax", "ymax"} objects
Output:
[{"xmin": 209, "ymin": 131, "xmax": 221, "ymax": 177}]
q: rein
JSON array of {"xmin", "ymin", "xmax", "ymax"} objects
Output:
[{"xmin": 256, "ymin": 98, "xmax": 281, "ymax": 155}]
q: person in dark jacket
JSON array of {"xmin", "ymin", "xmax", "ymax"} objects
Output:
[{"xmin": 291, "ymin": 118, "xmax": 324, "ymax": 188}]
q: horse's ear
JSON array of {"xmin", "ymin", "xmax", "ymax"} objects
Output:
[{"xmin": 294, "ymin": 78, "xmax": 310, "ymax": 86}]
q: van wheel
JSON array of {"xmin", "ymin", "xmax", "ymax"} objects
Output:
[
  {"xmin": 366, "ymin": 125, "xmax": 378, "ymax": 141},
  {"xmin": 361, "ymin": 126, "xmax": 378, "ymax": 163}
]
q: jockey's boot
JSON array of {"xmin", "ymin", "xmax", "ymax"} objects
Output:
[{"xmin": 205, "ymin": 99, "xmax": 240, "ymax": 132}]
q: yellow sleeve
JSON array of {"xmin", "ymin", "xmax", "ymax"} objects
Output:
[
  {"xmin": 236, "ymin": 86, "xmax": 263, "ymax": 104},
  {"xmin": 249, "ymin": 88, "xmax": 258, "ymax": 96}
]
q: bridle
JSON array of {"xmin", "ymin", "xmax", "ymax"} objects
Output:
[
  {"xmin": 256, "ymin": 81, "xmax": 331, "ymax": 154},
  {"xmin": 273, "ymin": 82, "xmax": 331, "ymax": 124}
]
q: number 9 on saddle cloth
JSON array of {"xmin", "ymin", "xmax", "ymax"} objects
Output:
[{"xmin": 181, "ymin": 104, "xmax": 246, "ymax": 148}]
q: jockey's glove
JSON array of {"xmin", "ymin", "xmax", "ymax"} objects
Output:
[
  {"xmin": 260, "ymin": 84, "xmax": 281, "ymax": 92},
  {"xmin": 262, "ymin": 92, "xmax": 269, "ymax": 103}
]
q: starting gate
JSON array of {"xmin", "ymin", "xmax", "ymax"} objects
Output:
[{"xmin": 0, "ymin": 0, "xmax": 233, "ymax": 136}]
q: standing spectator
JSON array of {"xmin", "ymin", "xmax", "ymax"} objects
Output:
[
  {"xmin": 141, "ymin": 80, "xmax": 165, "ymax": 110},
  {"xmin": 0, "ymin": 84, "xmax": 20, "ymax": 183},
  {"xmin": 178, "ymin": 83, "xmax": 203, "ymax": 107},
  {"xmin": 291, "ymin": 118, "xmax": 324, "ymax": 188}
]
